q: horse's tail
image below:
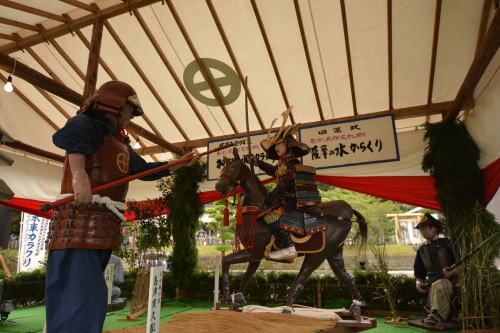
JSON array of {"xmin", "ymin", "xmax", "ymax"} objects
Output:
[{"xmin": 352, "ymin": 209, "xmax": 368, "ymax": 246}]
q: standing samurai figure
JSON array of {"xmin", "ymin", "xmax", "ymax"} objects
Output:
[
  {"xmin": 45, "ymin": 81, "xmax": 196, "ymax": 333},
  {"xmin": 414, "ymin": 213, "xmax": 459, "ymax": 325},
  {"xmin": 253, "ymin": 109, "xmax": 310, "ymax": 260}
]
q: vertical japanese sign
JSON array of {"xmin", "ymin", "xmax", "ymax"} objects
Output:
[
  {"xmin": 206, "ymin": 132, "xmax": 277, "ymax": 181},
  {"xmin": 146, "ymin": 266, "xmax": 163, "ymax": 333},
  {"xmin": 299, "ymin": 114, "xmax": 399, "ymax": 169},
  {"xmin": 17, "ymin": 213, "xmax": 50, "ymax": 273},
  {"xmin": 104, "ymin": 264, "xmax": 115, "ymax": 304}
]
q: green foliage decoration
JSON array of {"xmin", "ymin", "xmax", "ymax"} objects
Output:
[
  {"xmin": 422, "ymin": 120, "xmax": 499, "ymax": 330},
  {"xmin": 160, "ymin": 161, "xmax": 205, "ymax": 296}
]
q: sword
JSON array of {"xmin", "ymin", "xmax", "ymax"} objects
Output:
[
  {"xmin": 40, "ymin": 143, "xmax": 235, "ymax": 212},
  {"xmin": 244, "ymin": 76, "xmax": 255, "ymax": 174}
]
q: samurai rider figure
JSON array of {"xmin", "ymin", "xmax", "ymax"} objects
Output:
[
  {"xmin": 45, "ymin": 81, "xmax": 197, "ymax": 333},
  {"xmin": 252, "ymin": 109, "xmax": 311, "ymax": 260},
  {"xmin": 414, "ymin": 213, "xmax": 459, "ymax": 326}
]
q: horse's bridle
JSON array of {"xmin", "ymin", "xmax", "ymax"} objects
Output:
[{"xmin": 219, "ymin": 172, "xmax": 238, "ymax": 196}]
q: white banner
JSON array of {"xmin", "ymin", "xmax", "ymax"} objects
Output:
[
  {"xmin": 146, "ymin": 266, "xmax": 163, "ymax": 333},
  {"xmin": 18, "ymin": 213, "xmax": 50, "ymax": 273},
  {"xmin": 299, "ymin": 114, "xmax": 400, "ymax": 169},
  {"xmin": 206, "ymin": 133, "xmax": 277, "ymax": 181}
]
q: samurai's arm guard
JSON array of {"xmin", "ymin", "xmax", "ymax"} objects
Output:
[{"xmin": 255, "ymin": 159, "xmax": 277, "ymax": 177}]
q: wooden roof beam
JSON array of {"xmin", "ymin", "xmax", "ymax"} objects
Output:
[
  {"xmin": 104, "ymin": 20, "xmax": 190, "ymax": 141},
  {"xmin": 58, "ymin": 0, "xmax": 97, "ymax": 13},
  {"xmin": 0, "ymin": 75, "xmax": 59, "ymax": 131},
  {"xmin": 446, "ymin": 9, "xmax": 500, "ymax": 121},
  {"xmin": 206, "ymin": 0, "xmax": 266, "ymax": 130},
  {"xmin": 72, "ymin": 24, "xmax": 172, "ymax": 154},
  {"xmin": 427, "ymin": 0, "xmax": 442, "ymax": 106},
  {"xmin": 0, "ymin": 17, "xmax": 42, "ymax": 32},
  {"xmin": 250, "ymin": 0, "xmax": 295, "ymax": 124},
  {"xmin": 138, "ymin": 101, "xmax": 454, "ymax": 153},
  {"xmin": 127, "ymin": 123, "xmax": 184, "ymax": 156},
  {"xmin": 2, "ymin": 140, "xmax": 64, "ymax": 163},
  {"xmin": 340, "ymin": 0, "xmax": 357, "ymax": 115},
  {"xmin": 0, "ymin": 0, "xmax": 163, "ymax": 54},
  {"xmin": 47, "ymin": 36, "xmax": 85, "ymax": 81},
  {"xmin": 0, "ymin": 52, "xmax": 83, "ymax": 105},
  {"xmin": 475, "ymin": 0, "xmax": 493, "ymax": 56},
  {"xmin": 294, "ymin": 0, "xmax": 324, "ymax": 121},
  {"xmin": 82, "ymin": 18, "xmax": 103, "ymax": 99},
  {"xmin": 165, "ymin": 0, "xmax": 239, "ymax": 134},
  {"xmin": 132, "ymin": 8, "xmax": 214, "ymax": 137},
  {"xmin": 0, "ymin": 0, "xmax": 66, "ymax": 23},
  {"xmin": 0, "ymin": 33, "xmax": 16, "ymax": 41},
  {"xmin": 0, "ymin": 52, "xmax": 183, "ymax": 155},
  {"xmin": 73, "ymin": 27, "xmax": 118, "ymax": 81}
]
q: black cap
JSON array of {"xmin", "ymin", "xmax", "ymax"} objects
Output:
[{"xmin": 415, "ymin": 213, "xmax": 442, "ymax": 232}]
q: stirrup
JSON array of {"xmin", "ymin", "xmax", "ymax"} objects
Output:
[{"xmin": 269, "ymin": 246, "xmax": 297, "ymax": 260}]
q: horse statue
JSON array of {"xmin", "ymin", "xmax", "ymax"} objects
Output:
[{"xmin": 215, "ymin": 148, "xmax": 367, "ymax": 314}]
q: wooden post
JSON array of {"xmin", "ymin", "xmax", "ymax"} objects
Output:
[
  {"xmin": 83, "ymin": 18, "xmax": 104, "ymax": 100},
  {"xmin": 0, "ymin": 254, "xmax": 12, "ymax": 278},
  {"xmin": 213, "ymin": 254, "xmax": 221, "ymax": 310}
]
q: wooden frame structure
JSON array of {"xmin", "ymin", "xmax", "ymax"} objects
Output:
[{"xmin": 0, "ymin": 0, "xmax": 498, "ymax": 159}]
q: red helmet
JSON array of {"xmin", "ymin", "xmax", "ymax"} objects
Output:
[{"xmin": 79, "ymin": 81, "xmax": 143, "ymax": 116}]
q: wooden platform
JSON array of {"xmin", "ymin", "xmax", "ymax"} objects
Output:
[
  {"xmin": 217, "ymin": 307, "xmax": 376, "ymax": 332},
  {"xmin": 408, "ymin": 318, "xmax": 460, "ymax": 331}
]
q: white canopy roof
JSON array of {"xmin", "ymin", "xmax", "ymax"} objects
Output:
[{"xmin": 0, "ymin": 0, "xmax": 498, "ymax": 201}]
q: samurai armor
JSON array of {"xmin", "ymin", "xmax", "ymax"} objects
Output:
[
  {"xmin": 263, "ymin": 207, "xmax": 284, "ymax": 225},
  {"xmin": 47, "ymin": 203, "xmax": 121, "ymax": 250},
  {"xmin": 60, "ymin": 135, "xmax": 130, "ymax": 202},
  {"xmin": 303, "ymin": 213, "xmax": 328, "ymax": 235},
  {"xmin": 294, "ymin": 165, "xmax": 321, "ymax": 209},
  {"xmin": 279, "ymin": 210, "xmax": 328, "ymax": 236},
  {"xmin": 280, "ymin": 210, "xmax": 306, "ymax": 235},
  {"xmin": 50, "ymin": 134, "xmax": 130, "ymax": 250}
]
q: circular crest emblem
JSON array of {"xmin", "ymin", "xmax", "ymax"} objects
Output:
[
  {"xmin": 116, "ymin": 152, "xmax": 129, "ymax": 174},
  {"xmin": 183, "ymin": 58, "xmax": 241, "ymax": 106}
]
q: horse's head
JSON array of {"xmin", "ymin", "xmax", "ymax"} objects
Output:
[{"xmin": 215, "ymin": 147, "xmax": 250, "ymax": 196}]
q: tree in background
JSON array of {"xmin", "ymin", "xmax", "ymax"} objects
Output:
[{"xmin": 319, "ymin": 186, "xmax": 412, "ymax": 244}]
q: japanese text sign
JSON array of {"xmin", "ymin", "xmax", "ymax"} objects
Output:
[
  {"xmin": 207, "ymin": 132, "xmax": 277, "ymax": 180},
  {"xmin": 146, "ymin": 266, "xmax": 163, "ymax": 333},
  {"xmin": 299, "ymin": 114, "xmax": 399, "ymax": 169},
  {"xmin": 18, "ymin": 213, "xmax": 50, "ymax": 273}
]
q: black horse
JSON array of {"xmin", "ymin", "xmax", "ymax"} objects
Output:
[{"xmin": 215, "ymin": 148, "xmax": 367, "ymax": 312}]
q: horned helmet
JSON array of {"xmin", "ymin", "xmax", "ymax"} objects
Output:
[{"xmin": 260, "ymin": 107, "xmax": 310, "ymax": 160}]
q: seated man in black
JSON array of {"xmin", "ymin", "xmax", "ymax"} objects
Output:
[{"xmin": 413, "ymin": 213, "xmax": 459, "ymax": 325}]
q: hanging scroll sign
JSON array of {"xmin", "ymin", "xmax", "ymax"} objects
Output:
[
  {"xmin": 206, "ymin": 132, "xmax": 277, "ymax": 181},
  {"xmin": 299, "ymin": 114, "xmax": 400, "ymax": 169}
]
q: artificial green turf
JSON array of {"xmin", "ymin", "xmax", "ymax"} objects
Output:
[{"xmin": 0, "ymin": 299, "xmax": 457, "ymax": 333}]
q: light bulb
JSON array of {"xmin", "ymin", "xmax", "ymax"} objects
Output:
[
  {"xmin": 134, "ymin": 141, "xmax": 141, "ymax": 149},
  {"xmin": 4, "ymin": 76, "xmax": 13, "ymax": 93}
]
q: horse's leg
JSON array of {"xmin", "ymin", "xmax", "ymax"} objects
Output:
[
  {"xmin": 239, "ymin": 260, "xmax": 261, "ymax": 293},
  {"xmin": 221, "ymin": 250, "xmax": 253, "ymax": 302},
  {"xmin": 285, "ymin": 253, "xmax": 325, "ymax": 312},
  {"xmin": 326, "ymin": 248, "xmax": 363, "ymax": 301},
  {"xmin": 327, "ymin": 248, "xmax": 365, "ymax": 320}
]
